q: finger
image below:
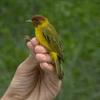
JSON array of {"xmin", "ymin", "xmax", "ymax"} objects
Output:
[
  {"xmin": 30, "ymin": 37, "xmax": 39, "ymax": 47},
  {"xmin": 40, "ymin": 62, "xmax": 54, "ymax": 72},
  {"xmin": 27, "ymin": 41, "xmax": 36, "ymax": 56},
  {"xmin": 35, "ymin": 45, "xmax": 48, "ymax": 54},
  {"xmin": 27, "ymin": 41, "xmax": 33, "ymax": 50},
  {"xmin": 36, "ymin": 54, "xmax": 52, "ymax": 63}
]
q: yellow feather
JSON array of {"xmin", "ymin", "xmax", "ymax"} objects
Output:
[{"xmin": 35, "ymin": 27, "xmax": 52, "ymax": 51}]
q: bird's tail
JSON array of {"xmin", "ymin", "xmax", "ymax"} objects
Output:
[{"xmin": 50, "ymin": 52, "xmax": 64, "ymax": 80}]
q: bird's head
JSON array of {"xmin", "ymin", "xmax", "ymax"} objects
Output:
[{"xmin": 26, "ymin": 15, "xmax": 48, "ymax": 27}]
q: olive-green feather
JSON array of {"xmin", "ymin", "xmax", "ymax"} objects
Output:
[
  {"xmin": 42, "ymin": 24, "xmax": 64, "ymax": 62},
  {"xmin": 42, "ymin": 24, "xmax": 64, "ymax": 79}
]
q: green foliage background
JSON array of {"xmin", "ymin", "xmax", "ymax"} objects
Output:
[{"xmin": 0, "ymin": 0, "xmax": 100, "ymax": 99}]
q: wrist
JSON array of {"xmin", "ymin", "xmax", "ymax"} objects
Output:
[
  {"xmin": 1, "ymin": 91, "xmax": 22, "ymax": 100},
  {"xmin": 1, "ymin": 91, "xmax": 15, "ymax": 100}
]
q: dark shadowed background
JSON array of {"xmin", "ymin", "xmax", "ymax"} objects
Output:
[{"xmin": 0, "ymin": 0, "xmax": 100, "ymax": 100}]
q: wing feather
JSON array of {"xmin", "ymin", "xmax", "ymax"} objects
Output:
[{"xmin": 42, "ymin": 25, "xmax": 64, "ymax": 62}]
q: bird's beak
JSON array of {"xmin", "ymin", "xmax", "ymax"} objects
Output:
[{"xmin": 26, "ymin": 19, "xmax": 32, "ymax": 23}]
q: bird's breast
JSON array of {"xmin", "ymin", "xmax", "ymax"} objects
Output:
[{"xmin": 35, "ymin": 28, "xmax": 51, "ymax": 51}]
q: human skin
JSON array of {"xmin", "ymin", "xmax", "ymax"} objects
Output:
[{"xmin": 1, "ymin": 37, "xmax": 62, "ymax": 100}]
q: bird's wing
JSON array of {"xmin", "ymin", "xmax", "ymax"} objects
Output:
[{"xmin": 42, "ymin": 27, "xmax": 64, "ymax": 61}]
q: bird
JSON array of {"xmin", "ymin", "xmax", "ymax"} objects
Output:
[{"xmin": 27, "ymin": 15, "xmax": 64, "ymax": 79}]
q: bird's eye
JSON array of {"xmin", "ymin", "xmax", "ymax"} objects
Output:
[{"xmin": 35, "ymin": 19, "xmax": 38, "ymax": 22}]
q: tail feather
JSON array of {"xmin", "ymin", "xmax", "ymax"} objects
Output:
[
  {"xmin": 54, "ymin": 59, "xmax": 64, "ymax": 80},
  {"xmin": 50, "ymin": 52, "xmax": 64, "ymax": 80}
]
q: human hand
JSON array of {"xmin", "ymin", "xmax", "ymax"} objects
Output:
[{"xmin": 2, "ymin": 37, "xmax": 62, "ymax": 100}]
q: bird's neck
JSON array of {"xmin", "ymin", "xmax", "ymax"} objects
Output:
[
  {"xmin": 35, "ymin": 20, "xmax": 49, "ymax": 34},
  {"xmin": 38, "ymin": 21, "xmax": 49, "ymax": 29}
]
